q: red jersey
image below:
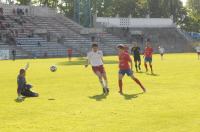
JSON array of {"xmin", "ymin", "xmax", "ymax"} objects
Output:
[
  {"xmin": 144, "ymin": 47, "xmax": 153, "ymax": 57},
  {"xmin": 124, "ymin": 46, "xmax": 129, "ymax": 53},
  {"xmin": 67, "ymin": 48, "xmax": 72, "ymax": 54},
  {"xmin": 119, "ymin": 51, "xmax": 132, "ymax": 70}
]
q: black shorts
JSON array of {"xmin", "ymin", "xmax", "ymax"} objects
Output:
[
  {"xmin": 134, "ymin": 56, "xmax": 141, "ymax": 62},
  {"xmin": 21, "ymin": 84, "xmax": 39, "ymax": 97}
]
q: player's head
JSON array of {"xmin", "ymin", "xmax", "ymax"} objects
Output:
[
  {"xmin": 19, "ymin": 69, "xmax": 26, "ymax": 77},
  {"xmin": 132, "ymin": 42, "xmax": 137, "ymax": 47},
  {"xmin": 146, "ymin": 39, "xmax": 151, "ymax": 47},
  {"xmin": 117, "ymin": 44, "xmax": 125, "ymax": 53},
  {"xmin": 91, "ymin": 43, "xmax": 98, "ymax": 52}
]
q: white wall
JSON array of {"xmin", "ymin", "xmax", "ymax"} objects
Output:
[{"xmin": 97, "ymin": 17, "xmax": 175, "ymax": 28}]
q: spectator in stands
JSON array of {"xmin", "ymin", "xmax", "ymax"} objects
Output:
[
  {"xmin": 0, "ymin": 8, "xmax": 3, "ymax": 15},
  {"xmin": 12, "ymin": 49, "xmax": 16, "ymax": 61},
  {"xmin": 44, "ymin": 52, "xmax": 48, "ymax": 58},
  {"xmin": 17, "ymin": 42, "xmax": 21, "ymax": 46},
  {"xmin": 37, "ymin": 41, "xmax": 41, "ymax": 47},
  {"xmin": 13, "ymin": 9, "xmax": 16, "ymax": 15},
  {"xmin": 15, "ymin": 30, "xmax": 18, "ymax": 37},
  {"xmin": 16, "ymin": 8, "xmax": 20, "ymax": 15},
  {"xmin": 25, "ymin": 9, "xmax": 28, "ymax": 15},
  {"xmin": 0, "ymin": 21, "xmax": 2, "ymax": 29},
  {"xmin": 67, "ymin": 48, "xmax": 73, "ymax": 61}
]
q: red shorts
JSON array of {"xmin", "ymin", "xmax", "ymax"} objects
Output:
[{"xmin": 92, "ymin": 65, "xmax": 105, "ymax": 74}]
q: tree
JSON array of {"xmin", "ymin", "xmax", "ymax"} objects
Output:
[{"xmin": 16, "ymin": 0, "xmax": 31, "ymax": 5}]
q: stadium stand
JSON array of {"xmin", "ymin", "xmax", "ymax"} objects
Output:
[{"xmin": 0, "ymin": 3, "xmax": 194, "ymax": 59}]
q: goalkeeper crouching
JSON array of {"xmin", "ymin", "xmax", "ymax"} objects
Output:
[{"xmin": 17, "ymin": 63, "xmax": 39, "ymax": 101}]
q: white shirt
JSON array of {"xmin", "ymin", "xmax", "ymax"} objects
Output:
[
  {"xmin": 195, "ymin": 47, "xmax": 200, "ymax": 52},
  {"xmin": 159, "ymin": 47, "xmax": 165, "ymax": 54},
  {"xmin": 87, "ymin": 50, "xmax": 103, "ymax": 66}
]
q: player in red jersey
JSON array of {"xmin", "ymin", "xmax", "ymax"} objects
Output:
[
  {"xmin": 67, "ymin": 48, "xmax": 73, "ymax": 61},
  {"xmin": 117, "ymin": 44, "xmax": 146, "ymax": 94},
  {"xmin": 144, "ymin": 40, "xmax": 154, "ymax": 74}
]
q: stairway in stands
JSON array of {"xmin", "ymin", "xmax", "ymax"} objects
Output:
[
  {"xmin": 1, "ymin": 11, "xmax": 127, "ymax": 58},
  {"xmin": 55, "ymin": 14, "xmax": 127, "ymax": 55}
]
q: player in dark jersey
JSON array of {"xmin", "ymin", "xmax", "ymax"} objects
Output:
[
  {"xmin": 17, "ymin": 63, "xmax": 39, "ymax": 101},
  {"xmin": 131, "ymin": 43, "xmax": 141, "ymax": 72}
]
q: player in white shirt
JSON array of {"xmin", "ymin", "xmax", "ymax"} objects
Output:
[
  {"xmin": 85, "ymin": 43, "xmax": 109, "ymax": 94},
  {"xmin": 158, "ymin": 46, "xmax": 165, "ymax": 60},
  {"xmin": 195, "ymin": 46, "xmax": 200, "ymax": 60}
]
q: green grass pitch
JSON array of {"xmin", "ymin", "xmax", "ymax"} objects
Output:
[{"xmin": 0, "ymin": 53, "xmax": 200, "ymax": 132}]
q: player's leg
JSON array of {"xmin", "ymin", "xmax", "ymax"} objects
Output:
[
  {"xmin": 130, "ymin": 74, "xmax": 146, "ymax": 92},
  {"xmin": 68, "ymin": 54, "xmax": 72, "ymax": 61},
  {"xmin": 118, "ymin": 71, "xmax": 125, "ymax": 94},
  {"xmin": 134, "ymin": 60, "xmax": 138, "ymax": 72},
  {"xmin": 198, "ymin": 53, "xmax": 200, "ymax": 60},
  {"xmin": 22, "ymin": 84, "xmax": 39, "ymax": 97},
  {"xmin": 144, "ymin": 58, "xmax": 148, "ymax": 72},
  {"xmin": 138, "ymin": 59, "xmax": 141, "ymax": 71},
  {"xmin": 149, "ymin": 58, "xmax": 153, "ymax": 74},
  {"xmin": 161, "ymin": 53, "xmax": 164, "ymax": 60},
  {"xmin": 102, "ymin": 72, "xmax": 109, "ymax": 94},
  {"xmin": 95, "ymin": 71, "xmax": 105, "ymax": 91}
]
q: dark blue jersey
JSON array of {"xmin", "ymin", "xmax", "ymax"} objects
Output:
[
  {"xmin": 131, "ymin": 47, "xmax": 141, "ymax": 57},
  {"xmin": 17, "ymin": 75, "xmax": 26, "ymax": 95}
]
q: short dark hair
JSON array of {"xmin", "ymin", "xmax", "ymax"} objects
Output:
[
  {"xmin": 147, "ymin": 38, "xmax": 151, "ymax": 42},
  {"xmin": 92, "ymin": 43, "xmax": 98, "ymax": 47},
  {"xmin": 19, "ymin": 69, "xmax": 25, "ymax": 75},
  {"xmin": 117, "ymin": 44, "xmax": 125, "ymax": 49}
]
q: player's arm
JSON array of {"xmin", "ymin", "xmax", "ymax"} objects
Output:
[
  {"xmin": 100, "ymin": 51, "xmax": 104, "ymax": 63},
  {"xmin": 131, "ymin": 48, "xmax": 133, "ymax": 54},
  {"xmin": 17, "ymin": 78, "xmax": 24, "ymax": 99},
  {"xmin": 85, "ymin": 58, "xmax": 90, "ymax": 68},
  {"xmin": 85, "ymin": 53, "xmax": 90, "ymax": 68},
  {"xmin": 129, "ymin": 60, "xmax": 133, "ymax": 71},
  {"xmin": 24, "ymin": 62, "xmax": 29, "ymax": 71},
  {"xmin": 143, "ymin": 49, "xmax": 146, "ymax": 58},
  {"xmin": 128, "ymin": 55, "xmax": 133, "ymax": 70}
]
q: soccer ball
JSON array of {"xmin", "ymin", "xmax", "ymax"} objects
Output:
[{"xmin": 50, "ymin": 65, "xmax": 57, "ymax": 72}]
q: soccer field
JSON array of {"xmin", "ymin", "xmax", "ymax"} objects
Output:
[{"xmin": 0, "ymin": 53, "xmax": 200, "ymax": 132}]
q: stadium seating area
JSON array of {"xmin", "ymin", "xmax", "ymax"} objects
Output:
[{"xmin": 0, "ymin": 4, "xmax": 194, "ymax": 59}]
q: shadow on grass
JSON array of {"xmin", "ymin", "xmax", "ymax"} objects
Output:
[
  {"xmin": 14, "ymin": 97, "xmax": 26, "ymax": 103},
  {"xmin": 48, "ymin": 98, "xmax": 56, "ymax": 101},
  {"xmin": 14, "ymin": 96, "xmax": 39, "ymax": 103},
  {"xmin": 136, "ymin": 71, "xmax": 144, "ymax": 74},
  {"xmin": 57, "ymin": 60, "xmax": 118, "ymax": 66},
  {"xmin": 146, "ymin": 73, "xmax": 160, "ymax": 76},
  {"xmin": 121, "ymin": 92, "xmax": 144, "ymax": 100},
  {"xmin": 89, "ymin": 93, "xmax": 108, "ymax": 101}
]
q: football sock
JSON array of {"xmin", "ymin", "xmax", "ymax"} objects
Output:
[
  {"xmin": 104, "ymin": 80, "xmax": 108, "ymax": 88},
  {"xmin": 118, "ymin": 80, "xmax": 123, "ymax": 92},
  {"xmin": 99, "ymin": 79, "xmax": 105, "ymax": 88},
  {"xmin": 138, "ymin": 63, "xmax": 141, "ymax": 70},
  {"xmin": 150, "ymin": 64, "xmax": 153, "ymax": 73},
  {"xmin": 135, "ymin": 64, "xmax": 138, "ymax": 71},
  {"xmin": 144, "ymin": 63, "xmax": 148, "ymax": 71},
  {"xmin": 133, "ymin": 78, "xmax": 146, "ymax": 92}
]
